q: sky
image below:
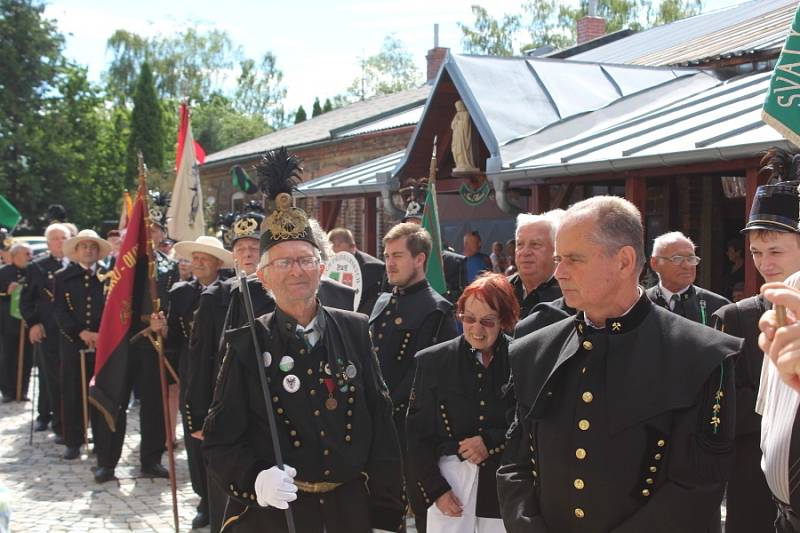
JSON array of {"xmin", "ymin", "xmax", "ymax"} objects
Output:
[{"xmin": 44, "ymin": 0, "xmax": 744, "ymax": 113}]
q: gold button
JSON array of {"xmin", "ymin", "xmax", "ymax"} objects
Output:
[
  {"xmin": 345, "ymin": 435, "xmax": 352, "ymax": 442},
  {"xmin": 480, "ymin": 400, "xmax": 485, "ymax": 406},
  {"xmin": 394, "ymin": 317, "xmax": 403, "ymax": 325},
  {"xmin": 293, "ymin": 441, "xmax": 301, "ymax": 447},
  {"xmin": 642, "ymin": 489, "xmax": 651, "ymax": 497},
  {"xmin": 290, "ymin": 430, "xmax": 297, "ymax": 436},
  {"xmin": 582, "ymin": 392, "xmax": 593, "ymax": 403},
  {"xmin": 323, "ymin": 449, "xmax": 330, "ymax": 455},
  {"xmin": 581, "ymin": 367, "xmax": 587, "ymax": 374},
  {"xmin": 532, "ymin": 470, "xmax": 538, "ymax": 477},
  {"xmin": 654, "ymin": 453, "xmax": 662, "ymax": 461},
  {"xmin": 646, "ymin": 478, "xmax": 654, "ymax": 485},
  {"xmin": 314, "ymin": 410, "xmax": 320, "ymax": 416},
  {"xmin": 578, "ymin": 419, "xmax": 590, "ymax": 431},
  {"xmin": 324, "ymin": 469, "xmax": 331, "ymax": 476},
  {"xmin": 573, "ymin": 478, "xmax": 585, "ymax": 490},
  {"xmin": 657, "ymin": 439, "xmax": 665, "ymax": 447},
  {"xmin": 575, "ymin": 448, "xmax": 587, "ymax": 460},
  {"xmin": 575, "ymin": 508, "xmax": 585, "ymax": 519},
  {"xmin": 582, "ymin": 340, "xmax": 593, "ymax": 350},
  {"xmin": 649, "ymin": 466, "xmax": 657, "ymax": 473}
]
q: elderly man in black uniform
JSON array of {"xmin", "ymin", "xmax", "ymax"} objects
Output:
[
  {"xmin": 712, "ymin": 180, "xmax": 800, "ymax": 533},
  {"xmin": 508, "ymin": 211, "xmax": 563, "ymax": 320},
  {"xmin": 0, "ymin": 241, "xmax": 33, "ymax": 403},
  {"xmin": 328, "ymin": 227, "xmax": 385, "ymax": 315},
  {"xmin": 370, "ymin": 222, "xmax": 459, "ymax": 533},
  {"xmin": 91, "ymin": 202, "xmax": 180, "ymax": 483},
  {"xmin": 646, "ymin": 231, "xmax": 730, "ymax": 326},
  {"xmin": 150, "ymin": 235, "xmax": 232, "ymax": 530},
  {"xmin": 498, "ymin": 196, "xmax": 741, "ymax": 533},
  {"xmin": 202, "ymin": 148, "xmax": 404, "ymax": 532},
  {"xmin": 20, "ymin": 223, "xmax": 71, "ymax": 435},
  {"xmin": 53, "ymin": 230, "xmax": 110, "ymax": 460}
]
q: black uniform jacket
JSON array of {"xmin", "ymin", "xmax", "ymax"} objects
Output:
[
  {"xmin": 319, "ymin": 277, "xmax": 357, "ymax": 312},
  {"xmin": 514, "ymin": 297, "xmax": 575, "ymax": 339},
  {"xmin": 646, "ymin": 284, "xmax": 730, "ymax": 326},
  {"xmin": 442, "ymin": 250, "xmax": 466, "ymax": 304},
  {"xmin": 20, "ymin": 254, "xmax": 65, "ymax": 341},
  {"xmin": 202, "ymin": 305, "xmax": 404, "ymax": 532},
  {"xmin": 165, "ymin": 279, "xmax": 205, "ymax": 379},
  {"xmin": 711, "ymin": 295, "xmax": 769, "ymax": 436},
  {"xmin": 369, "ymin": 279, "xmax": 459, "ymax": 415},
  {"xmin": 53, "ymin": 263, "xmax": 107, "ymax": 345},
  {"xmin": 497, "ymin": 294, "xmax": 741, "ymax": 533},
  {"xmin": 0, "ymin": 264, "xmax": 27, "ymax": 337},
  {"xmin": 354, "ymin": 249, "xmax": 386, "ymax": 316},
  {"xmin": 508, "ymin": 274, "xmax": 563, "ymax": 319},
  {"xmin": 407, "ymin": 334, "xmax": 514, "ymax": 518}
]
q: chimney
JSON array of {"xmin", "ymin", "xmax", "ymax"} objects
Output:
[
  {"xmin": 426, "ymin": 24, "xmax": 449, "ymax": 82},
  {"xmin": 577, "ymin": 1, "xmax": 605, "ymax": 44}
]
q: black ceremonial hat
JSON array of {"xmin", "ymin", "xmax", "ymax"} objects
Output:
[
  {"xmin": 742, "ymin": 180, "xmax": 800, "ymax": 234},
  {"xmin": 229, "ymin": 202, "xmax": 264, "ymax": 246},
  {"xmin": 256, "ymin": 147, "xmax": 317, "ymax": 255}
]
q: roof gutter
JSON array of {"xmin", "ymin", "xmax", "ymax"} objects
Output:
[
  {"xmin": 378, "ymin": 171, "xmax": 406, "ymax": 219},
  {"xmin": 487, "ymin": 156, "xmax": 526, "ymax": 215},
  {"xmin": 491, "ymin": 139, "xmax": 794, "ymax": 187}
]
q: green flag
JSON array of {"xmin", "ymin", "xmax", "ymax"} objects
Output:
[
  {"xmin": 9, "ymin": 285, "xmax": 22, "ymax": 320},
  {"xmin": 422, "ymin": 182, "xmax": 447, "ymax": 295},
  {"xmin": 0, "ymin": 195, "xmax": 20, "ymax": 230},
  {"xmin": 762, "ymin": 4, "xmax": 800, "ymax": 145}
]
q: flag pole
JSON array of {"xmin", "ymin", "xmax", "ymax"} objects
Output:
[
  {"xmin": 138, "ymin": 153, "xmax": 180, "ymax": 533},
  {"xmin": 16, "ymin": 321, "xmax": 26, "ymax": 401}
]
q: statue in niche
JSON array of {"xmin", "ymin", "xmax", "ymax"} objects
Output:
[{"xmin": 450, "ymin": 100, "xmax": 479, "ymax": 173}]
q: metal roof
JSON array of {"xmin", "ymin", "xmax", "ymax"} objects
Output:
[
  {"xmin": 203, "ymin": 86, "xmax": 430, "ymax": 166},
  {"xmin": 334, "ymin": 105, "xmax": 424, "ymax": 137},
  {"xmin": 495, "ymin": 70, "xmax": 791, "ymax": 186},
  {"xmin": 296, "ymin": 150, "xmax": 404, "ymax": 197},
  {"xmin": 564, "ymin": 0, "xmax": 796, "ymax": 66}
]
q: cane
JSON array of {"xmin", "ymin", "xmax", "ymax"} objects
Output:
[
  {"xmin": 29, "ymin": 343, "xmax": 40, "ymax": 446},
  {"xmin": 79, "ymin": 349, "xmax": 90, "ymax": 451},
  {"xmin": 236, "ymin": 265, "xmax": 296, "ymax": 533},
  {"xmin": 16, "ymin": 321, "xmax": 26, "ymax": 402}
]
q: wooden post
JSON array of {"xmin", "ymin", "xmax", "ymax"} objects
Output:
[
  {"xmin": 364, "ymin": 196, "xmax": 377, "ymax": 257},
  {"xmin": 530, "ymin": 184, "xmax": 550, "ymax": 213},
  {"xmin": 625, "ymin": 175, "xmax": 647, "ymax": 216},
  {"xmin": 744, "ymin": 167, "xmax": 763, "ymax": 297}
]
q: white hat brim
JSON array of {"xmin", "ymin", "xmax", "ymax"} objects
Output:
[
  {"xmin": 63, "ymin": 236, "xmax": 112, "ymax": 261},
  {"xmin": 173, "ymin": 242, "xmax": 234, "ymax": 268}
]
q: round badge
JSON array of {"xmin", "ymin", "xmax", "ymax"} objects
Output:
[
  {"xmin": 324, "ymin": 363, "xmax": 332, "ymax": 375},
  {"xmin": 283, "ymin": 374, "xmax": 300, "ymax": 393},
  {"xmin": 279, "ymin": 356, "xmax": 295, "ymax": 373},
  {"xmin": 345, "ymin": 364, "xmax": 357, "ymax": 379},
  {"xmin": 262, "ymin": 351, "xmax": 272, "ymax": 367}
]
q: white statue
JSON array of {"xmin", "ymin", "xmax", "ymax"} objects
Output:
[{"xmin": 451, "ymin": 100, "xmax": 478, "ymax": 172}]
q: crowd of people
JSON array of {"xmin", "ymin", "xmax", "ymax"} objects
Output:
[{"xmin": 2, "ymin": 146, "xmax": 800, "ymax": 533}]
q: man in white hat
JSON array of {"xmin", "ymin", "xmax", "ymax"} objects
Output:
[
  {"xmin": 149, "ymin": 235, "xmax": 232, "ymax": 530},
  {"xmin": 53, "ymin": 229, "xmax": 111, "ymax": 460}
]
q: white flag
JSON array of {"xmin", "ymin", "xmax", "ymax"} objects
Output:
[{"xmin": 167, "ymin": 103, "xmax": 205, "ymax": 241}]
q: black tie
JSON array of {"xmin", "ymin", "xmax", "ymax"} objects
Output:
[{"xmin": 670, "ymin": 294, "xmax": 686, "ymax": 317}]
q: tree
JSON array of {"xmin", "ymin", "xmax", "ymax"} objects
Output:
[
  {"xmin": 651, "ymin": 0, "xmax": 702, "ymax": 25},
  {"xmin": 192, "ymin": 94, "xmax": 270, "ymax": 155},
  {"xmin": 346, "ymin": 35, "xmax": 422, "ymax": 100},
  {"xmin": 294, "ymin": 105, "xmax": 307, "ymax": 124},
  {"xmin": 459, "ymin": 5, "xmax": 521, "ymax": 56},
  {"xmin": 126, "ymin": 62, "xmax": 164, "ymax": 183},
  {"xmin": 233, "ymin": 52, "xmax": 287, "ymax": 127},
  {"xmin": 0, "ymin": 0, "xmax": 64, "ymax": 219},
  {"xmin": 323, "ymin": 98, "xmax": 333, "ymax": 113},
  {"xmin": 312, "ymin": 97, "xmax": 323, "ymax": 117}
]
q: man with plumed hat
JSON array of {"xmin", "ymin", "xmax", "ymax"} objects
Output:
[
  {"xmin": 714, "ymin": 148, "xmax": 800, "ymax": 532},
  {"xmin": 20, "ymin": 222, "xmax": 71, "ymax": 436},
  {"xmin": 149, "ymin": 235, "xmax": 232, "ymax": 530},
  {"xmin": 91, "ymin": 192, "xmax": 179, "ymax": 483},
  {"xmin": 202, "ymin": 147, "xmax": 404, "ymax": 532},
  {"xmin": 53, "ymin": 230, "xmax": 110, "ymax": 460},
  {"xmin": 498, "ymin": 196, "xmax": 740, "ymax": 533},
  {"xmin": 0, "ymin": 241, "xmax": 32, "ymax": 402}
]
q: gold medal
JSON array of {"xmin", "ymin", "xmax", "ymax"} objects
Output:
[{"xmin": 325, "ymin": 396, "xmax": 338, "ymax": 410}]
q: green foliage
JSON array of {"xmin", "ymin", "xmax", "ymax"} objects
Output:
[
  {"xmin": 323, "ymin": 98, "xmax": 333, "ymax": 113},
  {"xmin": 651, "ymin": 0, "xmax": 702, "ymax": 25},
  {"xmin": 125, "ymin": 62, "xmax": 164, "ymax": 184},
  {"xmin": 234, "ymin": 52, "xmax": 287, "ymax": 127},
  {"xmin": 312, "ymin": 97, "xmax": 323, "ymax": 117},
  {"xmin": 345, "ymin": 35, "xmax": 422, "ymax": 100},
  {"xmin": 191, "ymin": 94, "xmax": 270, "ymax": 155},
  {"xmin": 459, "ymin": 5, "xmax": 521, "ymax": 56},
  {"xmin": 294, "ymin": 105, "xmax": 307, "ymax": 124}
]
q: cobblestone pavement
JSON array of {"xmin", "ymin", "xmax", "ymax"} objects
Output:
[{"xmin": 0, "ymin": 380, "xmax": 203, "ymax": 533}]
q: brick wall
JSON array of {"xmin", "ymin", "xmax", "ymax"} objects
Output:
[{"xmin": 577, "ymin": 16, "xmax": 606, "ymax": 44}]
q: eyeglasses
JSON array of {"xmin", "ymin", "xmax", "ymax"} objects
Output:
[
  {"xmin": 654, "ymin": 255, "xmax": 701, "ymax": 266},
  {"xmin": 265, "ymin": 256, "xmax": 320, "ymax": 271},
  {"xmin": 458, "ymin": 313, "xmax": 498, "ymax": 328}
]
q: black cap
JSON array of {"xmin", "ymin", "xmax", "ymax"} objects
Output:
[
  {"xmin": 742, "ymin": 180, "xmax": 800, "ymax": 234},
  {"xmin": 399, "ymin": 178, "xmax": 428, "ymax": 222}
]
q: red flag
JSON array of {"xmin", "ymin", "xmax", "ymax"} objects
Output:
[{"xmin": 89, "ymin": 186, "xmax": 152, "ymax": 430}]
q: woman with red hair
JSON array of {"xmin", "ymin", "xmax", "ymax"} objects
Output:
[{"xmin": 406, "ymin": 272, "xmax": 520, "ymax": 533}]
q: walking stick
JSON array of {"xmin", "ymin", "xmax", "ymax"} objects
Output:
[
  {"xmin": 16, "ymin": 321, "xmax": 26, "ymax": 401},
  {"xmin": 79, "ymin": 350, "xmax": 90, "ymax": 451},
  {"xmin": 236, "ymin": 265, "xmax": 297, "ymax": 533},
  {"xmin": 29, "ymin": 342, "xmax": 40, "ymax": 446}
]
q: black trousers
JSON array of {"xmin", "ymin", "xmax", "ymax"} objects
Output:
[
  {"xmin": 394, "ymin": 410, "xmax": 425, "ymax": 533},
  {"xmin": 1, "ymin": 322, "xmax": 32, "ymax": 400},
  {"xmin": 726, "ymin": 432, "xmax": 777, "ymax": 533},
  {"xmin": 93, "ymin": 340, "xmax": 166, "ymax": 469},
  {"xmin": 60, "ymin": 342, "xmax": 95, "ymax": 448},
  {"xmin": 35, "ymin": 331, "xmax": 62, "ymax": 433},
  {"xmin": 180, "ymin": 355, "xmax": 208, "ymax": 509}
]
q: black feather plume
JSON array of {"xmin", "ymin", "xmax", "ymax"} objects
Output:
[
  {"xmin": 255, "ymin": 147, "xmax": 303, "ymax": 201},
  {"xmin": 759, "ymin": 147, "xmax": 800, "ymax": 183}
]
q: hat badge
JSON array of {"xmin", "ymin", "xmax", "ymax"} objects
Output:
[{"xmin": 234, "ymin": 217, "xmax": 259, "ymax": 238}]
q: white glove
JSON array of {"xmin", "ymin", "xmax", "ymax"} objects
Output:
[{"xmin": 254, "ymin": 465, "xmax": 298, "ymax": 509}]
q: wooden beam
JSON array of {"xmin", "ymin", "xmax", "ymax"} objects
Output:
[
  {"xmin": 319, "ymin": 200, "xmax": 342, "ymax": 231},
  {"xmin": 530, "ymin": 184, "xmax": 550, "ymax": 213},
  {"xmin": 364, "ymin": 197, "xmax": 377, "ymax": 256},
  {"xmin": 625, "ymin": 176, "xmax": 647, "ymax": 215},
  {"xmin": 552, "ymin": 183, "xmax": 575, "ymax": 210},
  {"xmin": 744, "ymin": 166, "xmax": 763, "ymax": 297}
]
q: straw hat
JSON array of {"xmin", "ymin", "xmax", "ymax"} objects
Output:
[
  {"xmin": 63, "ymin": 229, "xmax": 112, "ymax": 261},
  {"xmin": 173, "ymin": 236, "xmax": 234, "ymax": 268}
]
